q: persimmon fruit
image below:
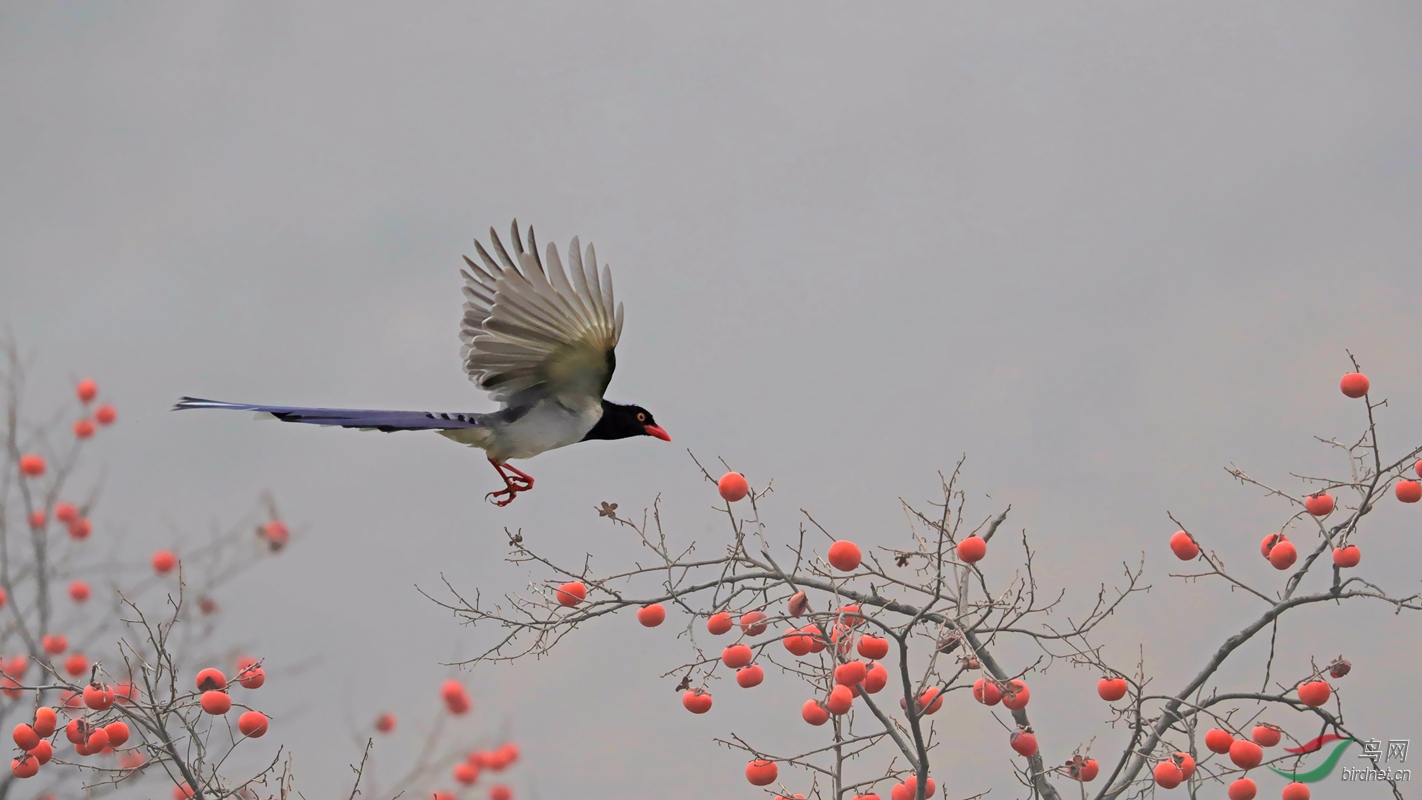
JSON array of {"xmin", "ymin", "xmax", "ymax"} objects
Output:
[
  {"xmin": 555, "ymin": 582, "xmax": 586, "ymax": 606},
  {"xmin": 957, "ymin": 535, "xmax": 986, "ymax": 563},
  {"xmin": 1098, "ymin": 677, "xmax": 1128, "ymax": 701},
  {"xmin": 1169, "ymin": 530, "xmax": 1199, "ymax": 560},
  {"xmin": 722, "ymin": 645, "xmax": 753, "ymax": 669},
  {"xmin": 152, "ymin": 550, "xmax": 177, "ymax": 574},
  {"xmin": 1153, "ymin": 761, "xmax": 1182, "ymax": 789},
  {"xmin": 637, "ymin": 604, "xmax": 666, "ymax": 627},
  {"xmin": 1002, "ymin": 680, "xmax": 1030, "ymax": 710},
  {"xmin": 863, "ymin": 662, "xmax": 888, "ymax": 693},
  {"xmin": 834, "ymin": 661, "xmax": 867, "ymax": 686},
  {"xmin": 973, "ymin": 678, "xmax": 1002, "ymax": 706},
  {"xmin": 1297, "ymin": 680, "xmax": 1330, "ymax": 706},
  {"xmin": 801, "ymin": 699, "xmax": 829, "ymax": 726},
  {"xmin": 18, "ymin": 455, "xmax": 45, "ymax": 477},
  {"xmin": 1229, "ymin": 739, "xmax": 1263, "ymax": 769},
  {"xmin": 1333, "ymin": 545, "xmax": 1361, "ymax": 568},
  {"xmin": 719, "ymin": 472, "xmax": 749, "ymax": 502},
  {"xmin": 682, "ymin": 689, "xmax": 712, "ymax": 714},
  {"xmin": 1305, "ymin": 493, "xmax": 1334, "ymax": 516},
  {"xmin": 1204, "ymin": 728, "xmax": 1234, "ymax": 754},
  {"xmin": 739, "ymin": 610, "xmax": 768, "ymax": 636},
  {"xmin": 195, "ymin": 668, "xmax": 226, "ymax": 691},
  {"xmin": 1227, "ymin": 777, "xmax": 1257, "ymax": 800},
  {"xmin": 828, "ymin": 540, "xmax": 862, "ymax": 571},
  {"xmin": 200, "ymin": 691, "xmax": 232, "ymax": 715},
  {"xmin": 238, "ymin": 711, "xmax": 268, "ymax": 738},
  {"xmin": 857, "ymin": 635, "xmax": 888, "ymax": 660},
  {"xmin": 1252, "ymin": 724, "xmax": 1281, "ymax": 747},
  {"xmin": 745, "ymin": 760, "xmax": 778, "ymax": 786},
  {"xmin": 1269, "ymin": 540, "xmax": 1297, "ymax": 570},
  {"xmin": 1339, "ymin": 373, "xmax": 1369, "ymax": 398}
]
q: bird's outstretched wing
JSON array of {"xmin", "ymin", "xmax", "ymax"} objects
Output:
[{"xmin": 459, "ymin": 221, "xmax": 624, "ymax": 405}]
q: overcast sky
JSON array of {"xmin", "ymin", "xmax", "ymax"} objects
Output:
[{"xmin": 3, "ymin": 3, "xmax": 1421, "ymax": 798}]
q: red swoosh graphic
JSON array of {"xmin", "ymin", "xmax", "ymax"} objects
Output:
[{"xmin": 1286, "ymin": 733, "xmax": 1345, "ymax": 754}]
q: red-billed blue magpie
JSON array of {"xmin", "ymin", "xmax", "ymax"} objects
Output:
[{"xmin": 175, "ymin": 221, "xmax": 669, "ymax": 506}]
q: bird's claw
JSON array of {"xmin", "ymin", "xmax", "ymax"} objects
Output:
[
  {"xmin": 485, "ymin": 460, "xmax": 534, "ymax": 507},
  {"xmin": 486, "ymin": 477, "xmax": 532, "ymax": 506},
  {"xmin": 486, "ymin": 488, "xmax": 520, "ymax": 507}
]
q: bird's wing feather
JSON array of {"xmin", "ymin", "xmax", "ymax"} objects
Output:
[{"xmin": 460, "ymin": 221, "xmax": 623, "ymax": 404}]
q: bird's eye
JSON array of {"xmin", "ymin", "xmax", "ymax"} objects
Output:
[{"xmin": 636, "ymin": 412, "xmax": 647, "ymax": 422}]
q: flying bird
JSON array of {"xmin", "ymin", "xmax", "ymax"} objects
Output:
[{"xmin": 175, "ymin": 220, "xmax": 670, "ymax": 506}]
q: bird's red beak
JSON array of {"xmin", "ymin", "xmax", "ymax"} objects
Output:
[{"xmin": 645, "ymin": 425, "xmax": 671, "ymax": 442}]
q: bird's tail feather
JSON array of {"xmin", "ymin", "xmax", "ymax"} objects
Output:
[{"xmin": 172, "ymin": 397, "xmax": 488, "ymax": 433}]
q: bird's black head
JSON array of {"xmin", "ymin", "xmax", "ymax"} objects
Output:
[{"xmin": 582, "ymin": 401, "xmax": 671, "ymax": 443}]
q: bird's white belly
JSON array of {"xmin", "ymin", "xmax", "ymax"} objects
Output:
[{"xmin": 487, "ymin": 399, "xmax": 601, "ymax": 461}]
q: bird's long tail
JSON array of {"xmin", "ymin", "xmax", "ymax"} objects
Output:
[{"xmin": 172, "ymin": 397, "xmax": 488, "ymax": 433}]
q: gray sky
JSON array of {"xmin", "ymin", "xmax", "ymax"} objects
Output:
[{"xmin": 3, "ymin": 3, "xmax": 1422, "ymax": 798}]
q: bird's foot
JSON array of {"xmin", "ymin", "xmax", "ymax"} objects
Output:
[
  {"xmin": 486, "ymin": 460, "xmax": 535, "ymax": 506},
  {"xmin": 502, "ymin": 464, "xmax": 535, "ymax": 490},
  {"xmin": 485, "ymin": 487, "xmax": 522, "ymax": 507}
]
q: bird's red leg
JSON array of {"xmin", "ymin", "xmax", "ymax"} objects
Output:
[
  {"xmin": 502, "ymin": 463, "xmax": 535, "ymax": 490},
  {"xmin": 485, "ymin": 458, "xmax": 535, "ymax": 506}
]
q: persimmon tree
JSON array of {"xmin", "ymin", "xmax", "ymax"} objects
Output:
[
  {"xmin": 348, "ymin": 679, "xmax": 526, "ymax": 800},
  {"xmin": 1, "ymin": 343, "xmax": 528, "ymax": 800},
  {"xmin": 0, "ymin": 342, "xmax": 298, "ymax": 799},
  {"xmin": 437, "ymin": 361, "xmax": 1419, "ymax": 800}
]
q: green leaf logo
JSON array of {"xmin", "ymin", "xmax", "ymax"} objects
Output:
[{"xmin": 1269, "ymin": 738, "xmax": 1356, "ymax": 783}]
